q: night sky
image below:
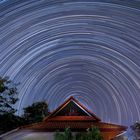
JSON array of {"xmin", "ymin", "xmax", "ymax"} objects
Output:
[{"xmin": 0, "ymin": 0, "xmax": 140, "ymax": 126}]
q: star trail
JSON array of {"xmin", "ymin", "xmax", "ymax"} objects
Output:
[{"xmin": 0, "ymin": 0, "xmax": 140, "ymax": 126}]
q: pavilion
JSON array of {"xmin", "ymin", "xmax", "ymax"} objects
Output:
[{"xmin": 24, "ymin": 96, "xmax": 127, "ymax": 140}]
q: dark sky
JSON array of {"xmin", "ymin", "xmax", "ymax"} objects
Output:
[{"xmin": 0, "ymin": 0, "xmax": 140, "ymax": 126}]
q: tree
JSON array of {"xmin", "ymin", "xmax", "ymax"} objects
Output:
[
  {"xmin": 55, "ymin": 128, "xmax": 72, "ymax": 140},
  {"xmin": 126, "ymin": 122, "xmax": 140, "ymax": 140},
  {"xmin": 90, "ymin": 126, "xmax": 103, "ymax": 140},
  {"xmin": 0, "ymin": 76, "xmax": 18, "ymax": 115},
  {"xmin": 64, "ymin": 127, "xmax": 73, "ymax": 140},
  {"xmin": 23, "ymin": 101, "xmax": 49, "ymax": 124},
  {"xmin": 55, "ymin": 126, "xmax": 103, "ymax": 140},
  {"xmin": 0, "ymin": 113, "xmax": 25, "ymax": 133},
  {"xmin": 131, "ymin": 122, "xmax": 140, "ymax": 130},
  {"xmin": 55, "ymin": 130, "xmax": 64, "ymax": 140},
  {"xmin": 0, "ymin": 76, "xmax": 21, "ymax": 133}
]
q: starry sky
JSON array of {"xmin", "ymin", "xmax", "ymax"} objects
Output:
[{"xmin": 0, "ymin": 0, "xmax": 140, "ymax": 126}]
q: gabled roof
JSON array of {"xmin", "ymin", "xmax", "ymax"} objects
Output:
[
  {"xmin": 21, "ymin": 96, "xmax": 127, "ymax": 136},
  {"xmin": 44, "ymin": 96, "xmax": 101, "ymax": 121},
  {"xmin": 24, "ymin": 121, "xmax": 127, "ymax": 132}
]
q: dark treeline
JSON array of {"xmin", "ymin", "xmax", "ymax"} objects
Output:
[{"xmin": 0, "ymin": 77, "xmax": 49, "ymax": 134}]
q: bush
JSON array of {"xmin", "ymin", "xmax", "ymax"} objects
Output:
[{"xmin": 55, "ymin": 126, "xmax": 103, "ymax": 140}]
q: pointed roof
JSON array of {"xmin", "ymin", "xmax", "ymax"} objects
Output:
[
  {"xmin": 21, "ymin": 96, "xmax": 127, "ymax": 139},
  {"xmin": 44, "ymin": 96, "xmax": 101, "ymax": 121}
]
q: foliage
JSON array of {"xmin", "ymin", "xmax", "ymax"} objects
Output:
[
  {"xmin": 75, "ymin": 133, "xmax": 87, "ymax": 140},
  {"xmin": 55, "ymin": 128, "xmax": 72, "ymax": 140},
  {"xmin": 55, "ymin": 130, "xmax": 65, "ymax": 140},
  {"xmin": 55, "ymin": 126, "xmax": 103, "ymax": 140},
  {"xmin": 64, "ymin": 127, "xmax": 73, "ymax": 140},
  {"xmin": 0, "ymin": 77, "xmax": 50, "ymax": 133},
  {"xmin": 131, "ymin": 122, "xmax": 140, "ymax": 130},
  {"xmin": 0, "ymin": 113, "xmax": 25, "ymax": 134},
  {"xmin": 0, "ymin": 76, "xmax": 18, "ymax": 115},
  {"xmin": 90, "ymin": 126, "xmax": 103, "ymax": 140},
  {"xmin": 0, "ymin": 77, "xmax": 22, "ymax": 133},
  {"xmin": 126, "ymin": 122, "xmax": 140, "ymax": 140},
  {"xmin": 23, "ymin": 101, "xmax": 49, "ymax": 124},
  {"xmin": 75, "ymin": 126, "xmax": 103, "ymax": 140}
]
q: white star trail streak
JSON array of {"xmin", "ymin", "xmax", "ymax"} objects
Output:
[{"xmin": 0, "ymin": 0, "xmax": 140, "ymax": 126}]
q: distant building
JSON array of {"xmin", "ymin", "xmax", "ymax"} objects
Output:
[{"xmin": 24, "ymin": 96, "xmax": 127, "ymax": 140}]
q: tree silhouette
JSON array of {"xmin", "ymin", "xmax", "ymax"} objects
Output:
[
  {"xmin": 23, "ymin": 101, "xmax": 49, "ymax": 124},
  {"xmin": 0, "ymin": 76, "xmax": 18, "ymax": 115},
  {"xmin": 0, "ymin": 76, "xmax": 22, "ymax": 133}
]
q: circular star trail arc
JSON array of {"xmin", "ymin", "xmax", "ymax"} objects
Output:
[{"xmin": 0, "ymin": 0, "xmax": 140, "ymax": 126}]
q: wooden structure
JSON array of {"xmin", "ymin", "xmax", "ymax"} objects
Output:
[{"xmin": 25, "ymin": 96, "xmax": 127, "ymax": 140}]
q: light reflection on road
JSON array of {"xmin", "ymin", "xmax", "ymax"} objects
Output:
[{"xmin": 0, "ymin": 130, "xmax": 54, "ymax": 140}]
